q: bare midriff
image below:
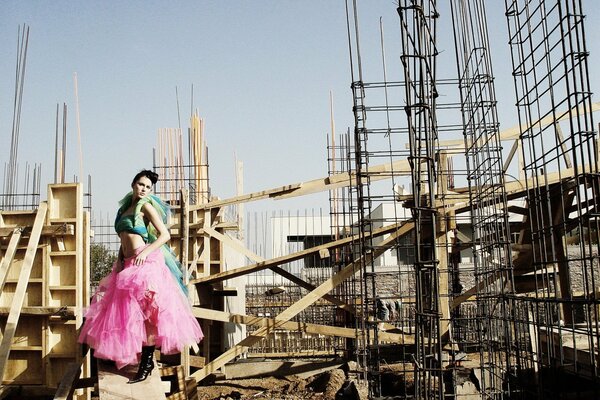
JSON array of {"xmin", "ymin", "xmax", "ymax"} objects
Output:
[{"xmin": 119, "ymin": 231, "xmax": 146, "ymax": 258}]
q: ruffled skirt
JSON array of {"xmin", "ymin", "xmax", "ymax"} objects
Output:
[{"xmin": 78, "ymin": 246, "xmax": 203, "ymax": 369}]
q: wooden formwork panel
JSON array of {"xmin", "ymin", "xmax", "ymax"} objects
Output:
[
  {"xmin": 47, "ymin": 254, "xmax": 77, "ymax": 286},
  {"xmin": 0, "ymin": 315, "xmax": 45, "ymax": 384},
  {"xmin": 0, "ymin": 283, "xmax": 44, "ymax": 308},
  {"xmin": 0, "ymin": 210, "xmax": 37, "ymax": 228},
  {"xmin": 47, "ymin": 321, "xmax": 78, "ymax": 355},
  {"xmin": 47, "ymin": 185, "xmax": 80, "ymax": 220},
  {"xmin": 5, "ymin": 247, "xmax": 45, "ymax": 281},
  {"xmin": 0, "ymin": 183, "xmax": 90, "ymax": 395},
  {"xmin": 47, "ymin": 357, "xmax": 77, "ymax": 389},
  {"xmin": 3, "ymin": 349, "xmax": 43, "ymax": 384},
  {"xmin": 0, "ymin": 246, "xmax": 45, "ymax": 309},
  {"xmin": 0, "ymin": 316, "xmax": 44, "ymax": 348}
]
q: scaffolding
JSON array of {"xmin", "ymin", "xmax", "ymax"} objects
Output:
[
  {"xmin": 341, "ymin": 0, "xmax": 600, "ymax": 398},
  {"xmin": 5, "ymin": 1, "xmax": 600, "ymax": 398},
  {"xmin": 503, "ymin": 0, "xmax": 600, "ymax": 398}
]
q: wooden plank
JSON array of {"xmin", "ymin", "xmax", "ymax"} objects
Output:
[
  {"xmin": 202, "ymin": 227, "xmax": 356, "ymax": 312},
  {"xmin": 97, "ymin": 359, "xmax": 166, "ymax": 400},
  {"xmin": 502, "ymin": 139, "xmax": 519, "ymax": 174},
  {"xmin": 180, "ymin": 189, "xmax": 190, "ymax": 378},
  {"xmin": 160, "ymin": 365, "xmax": 188, "ymax": 400},
  {"xmin": 203, "ymin": 226, "xmax": 261, "ymax": 263},
  {"xmin": 0, "ymin": 229, "xmax": 22, "ymax": 294},
  {"xmin": 189, "ymin": 159, "xmax": 411, "ymax": 211},
  {"xmin": 190, "ymin": 221, "xmax": 414, "ymax": 382},
  {"xmin": 191, "ymin": 306, "xmax": 409, "ymax": 343},
  {"xmin": 0, "ymin": 306, "xmax": 75, "ymax": 317},
  {"xmin": 202, "ymin": 210, "xmax": 211, "ymax": 277},
  {"xmin": 53, "ymin": 362, "xmax": 81, "ymax": 400},
  {"xmin": 192, "ymin": 220, "xmax": 407, "ymax": 285},
  {"xmin": 437, "ymin": 152, "xmax": 451, "ymax": 339},
  {"xmin": 0, "ymin": 224, "xmax": 74, "ymax": 238},
  {"xmin": 0, "ymin": 202, "xmax": 47, "ymax": 382},
  {"xmin": 438, "ymin": 101, "xmax": 600, "ymax": 148}
]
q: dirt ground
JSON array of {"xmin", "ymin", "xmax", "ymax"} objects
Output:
[{"xmin": 196, "ymin": 368, "xmax": 367, "ymax": 400}]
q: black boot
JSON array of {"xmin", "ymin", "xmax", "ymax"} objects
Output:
[{"xmin": 127, "ymin": 345, "xmax": 155, "ymax": 384}]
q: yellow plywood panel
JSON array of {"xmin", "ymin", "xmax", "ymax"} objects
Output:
[
  {"xmin": 3, "ymin": 351, "xmax": 43, "ymax": 384},
  {"xmin": 0, "ymin": 283, "xmax": 43, "ymax": 307},
  {"xmin": 0, "ymin": 211, "xmax": 37, "ymax": 228},
  {"xmin": 0, "ymin": 316, "xmax": 44, "ymax": 347},
  {"xmin": 47, "ymin": 322, "xmax": 77, "ymax": 355},
  {"xmin": 7, "ymin": 248, "xmax": 44, "ymax": 281},
  {"xmin": 48, "ymin": 184, "xmax": 80, "ymax": 220},
  {"xmin": 48, "ymin": 255, "xmax": 76, "ymax": 286},
  {"xmin": 48, "ymin": 358, "xmax": 77, "ymax": 388},
  {"xmin": 48, "ymin": 290, "xmax": 76, "ymax": 308}
]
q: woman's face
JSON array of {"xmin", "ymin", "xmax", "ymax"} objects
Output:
[{"xmin": 132, "ymin": 176, "xmax": 153, "ymax": 200}]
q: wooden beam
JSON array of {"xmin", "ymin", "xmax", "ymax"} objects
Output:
[
  {"xmin": 189, "ymin": 159, "xmax": 411, "ymax": 211},
  {"xmin": 0, "ymin": 223, "xmax": 74, "ymax": 238},
  {"xmin": 192, "ymin": 307, "xmax": 409, "ymax": 343},
  {"xmin": 202, "ymin": 210, "xmax": 211, "ymax": 277},
  {"xmin": 438, "ymin": 102, "xmax": 600, "ymax": 148},
  {"xmin": 190, "ymin": 221, "xmax": 414, "ymax": 381},
  {"xmin": 437, "ymin": 151, "xmax": 451, "ymax": 339},
  {"xmin": 203, "ymin": 226, "xmax": 356, "ymax": 312},
  {"xmin": 180, "ymin": 188, "xmax": 190, "ymax": 378},
  {"xmin": 0, "ymin": 202, "xmax": 47, "ymax": 382},
  {"xmin": 0, "ymin": 306, "xmax": 75, "ymax": 317},
  {"xmin": 502, "ymin": 139, "xmax": 519, "ymax": 174},
  {"xmin": 192, "ymin": 220, "xmax": 408, "ymax": 285},
  {"xmin": 53, "ymin": 362, "xmax": 81, "ymax": 400},
  {"xmin": 204, "ymin": 226, "xmax": 261, "ymax": 263}
]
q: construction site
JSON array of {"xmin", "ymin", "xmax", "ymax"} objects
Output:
[{"xmin": 1, "ymin": 0, "xmax": 600, "ymax": 399}]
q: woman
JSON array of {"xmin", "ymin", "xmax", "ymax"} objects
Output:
[{"xmin": 79, "ymin": 170, "xmax": 203, "ymax": 383}]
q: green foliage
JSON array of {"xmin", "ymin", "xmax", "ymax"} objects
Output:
[{"xmin": 90, "ymin": 243, "xmax": 116, "ymax": 284}]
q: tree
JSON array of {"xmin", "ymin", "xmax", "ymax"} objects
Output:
[{"xmin": 90, "ymin": 243, "xmax": 116, "ymax": 285}]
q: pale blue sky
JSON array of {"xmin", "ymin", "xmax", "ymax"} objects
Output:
[{"xmin": 2, "ymin": 1, "xmax": 600, "ymax": 219}]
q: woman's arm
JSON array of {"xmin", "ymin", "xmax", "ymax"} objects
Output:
[{"xmin": 133, "ymin": 202, "xmax": 171, "ymax": 266}]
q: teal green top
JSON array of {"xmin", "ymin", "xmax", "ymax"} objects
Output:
[
  {"xmin": 114, "ymin": 192, "xmax": 187, "ymax": 294},
  {"xmin": 115, "ymin": 213, "xmax": 147, "ymax": 236}
]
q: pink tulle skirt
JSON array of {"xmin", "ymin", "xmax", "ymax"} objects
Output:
[{"xmin": 78, "ymin": 245, "xmax": 203, "ymax": 369}]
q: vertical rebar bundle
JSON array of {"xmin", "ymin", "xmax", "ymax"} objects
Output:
[
  {"xmin": 450, "ymin": 1, "xmax": 516, "ymax": 398},
  {"xmin": 504, "ymin": 0, "xmax": 600, "ymax": 397},
  {"xmin": 398, "ymin": 1, "xmax": 444, "ymax": 398},
  {"xmin": 345, "ymin": 0, "xmax": 383, "ymax": 394},
  {"xmin": 3, "ymin": 24, "xmax": 30, "ymax": 210}
]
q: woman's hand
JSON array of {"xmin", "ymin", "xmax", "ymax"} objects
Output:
[{"xmin": 134, "ymin": 250, "xmax": 149, "ymax": 266}]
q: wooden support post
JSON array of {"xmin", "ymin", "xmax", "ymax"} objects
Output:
[
  {"xmin": 436, "ymin": 152, "xmax": 451, "ymax": 342},
  {"xmin": 181, "ymin": 188, "xmax": 190, "ymax": 377},
  {"xmin": 552, "ymin": 187, "xmax": 576, "ymax": 325},
  {"xmin": 0, "ymin": 202, "xmax": 47, "ymax": 381},
  {"xmin": 202, "ymin": 210, "xmax": 211, "ymax": 277}
]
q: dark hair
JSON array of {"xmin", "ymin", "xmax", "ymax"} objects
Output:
[{"xmin": 131, "ymin": 169, "xmax": 159, "ymax": 186}]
